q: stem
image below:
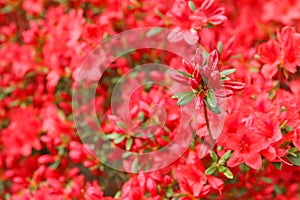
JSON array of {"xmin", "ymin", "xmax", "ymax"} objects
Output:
[{"xmin": 203, "ymin": 103, "xmax": 214, "ymax": 148}]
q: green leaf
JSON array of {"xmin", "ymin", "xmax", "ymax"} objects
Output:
[
  {"xmin": 173, "ymin": 70, "xmax": 193, "ymax": 78},
  {"xmin": 205, "ymin": 166, "xmax": 217, "ymax": 175},
  {"xmin": 146, "ymin": 28, "xmax": 162, "ymax": 38},
  {"xmin": 106, "ymin": 133, "xmax": 121, "ymax": 140},
  {"xmin": 126, "ymin": 137, "xmax": 133, "ymax": 150},
  {"xmin": 210, "ymin": 151, "xmax": 219, "ymax": 162},
  {"xmin": 117, "ymin": 121, "xmax": 127, "ymax": 129},
  {"xmin": 122, "ymin": 151, "xmax": 133, "ymax": 158},
  {"xmin": 166, "ymin": 187, "xmax": 174, "ymax": 198},
  {"xmin": 148, "ymin": 133, "xmax": 155, "ymax": 142},
  {"xmin": 114, "ymin": 135, "xmax": 126, "ymax": 144},
  {"xmin": 272, "ymin": 162, "xmax": 282, "ymax": 170},
  {"xmin": 161, "ymin": 134, "xmax": 170, "ymax": 142},
  {"xmin": 137, "ymin": 111, "xmax": 145, "ymax": 121},
  {"xmin": 204, "ymin": 90, "xmax": 221, "ymax": 114},
  {"xmin": 217, "ymin": 41, "xmax": 223, "ymax": 54},
  {"xmin": 172, "ymin": 91, "xmax": 195, "ymax": 106},
  {"xmin": 223, "ymin": 167, "xmax": 234, "ymax": 179},
  {"xmin": 220, "ymin": 68, "xmax": 236, "ymax": 76},
  {"xmin": 280, "ymin": 106, "xmax": 286, "ymax": 112},
  {"xmin": 261, "ymin": 177, "xmax": 273, "ymax": 184},
  {"xmin": 114, "ymin": 191, "xmax": 121, "ymax": 198},
  {"xmin": 131, "ymin": 157, "xmax": 139, "ymax": 173},
  {"xmin": 287, "ymin": 151, "xmax": 300, "ymax": 166},
  {"xmin": 188, "ymin": 1, "xmax": 196, "ymax": 12},
  {"xmin": 218, "ymin": 165, "xmax": 226, "ymax": 173},
  {"xmin": 220, "ymin": 150, "xmax": 232, "ymax": 162},
  {"xmin": 239, "ymin": 163, "xmax": 250, "ymax": 172}
]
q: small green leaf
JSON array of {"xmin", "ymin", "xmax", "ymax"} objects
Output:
[
  {"xmin": 272, "ymin": 162, "xmax": 282, "ymax": 170},
  {"xmin": 132, "ymin": 157, "xmax": 139, "ymax": 173},
  {"xmin": 114, "ymin": 191, "xmax": 121, "ymax": 198},
  {"xmin": 114, "ymin": 135, "xmax": 126, "ymax": 144},
  {"xmin": 210, "ymin": 151, "xmax": 219, "ymax": 162},
  {"xmin": 239, "ymin": 163, "xmax": 249, "ymax": 172},
  {"xmin": 172, "ymin": 91, "xmax": 195, "ymax": 106},
  {"xmin": 166, "ymin": 187, "xmax": 174, "ymax": 198},
  {"xmin": 126, "ymin": 137, "xmax": 133, "ymax": 150},
  {"xmin": 220, "ymin": 68, "xmax": 236, "ymax": 76},
  {"xmin": 117, "ymin": 121, "xmax": 127, "ymax": 129},
  {"xmin": 122, "ymin": 152, "xmax": 133, "ymax": 158},
  {"xmin": 218, "ymin": 165, "xmax": 226, "ymax": 173},
  {"xmin": 286, "ymin": 126, "xmax": 293, "ymax": 133},
  {"xmin": 205, "ymin": 166, "xmax": 217, "ymax": 175},
  {"xmin": 137, "ymin": 111, "xmax": 145, "ymax": 121},
  {"xmin": 106, "ymin": 133, "xmax": 121, "ymax": 140},
  {"xmin": 287, "ymin": 151, "xmax": 300, "ymax": 166},
  {"xmin": 217, "ymin": 41, "xmax": 223, "ymax": 54},
  {"xmin": 173, "ymin": 70, "xmax": 193, "ymax": 78},
  {"xmin": 146, "ymin": 28, "xmax": 162, "ymax": 38},
  {"xmin": 223, "ymin": 167, "xmax": 233, "ymax": 179},
  {"xmin": 148, "ymin": 133, "xmax": 155, "ymax": 142},
  {"xmin": 188, "ymin": 1, "xmax": 196, "ymax": 12},
  {"xmin": 220, "ymin": 150, "xmax": 232, "ymax": 162},
  {"xmin": 204, "ymin": 90, "xmax": 221, "ymax": 114},
  {"xmin": 261, "ymin": 177, "xmax": 273, "ymax": 184},
  {"xmin": 161, "ymin": 134, "xmax": 170, "ymax": 142},
  {"xmin": 280, "ymin": 106, "xmax": 286, "ymax": 112}
]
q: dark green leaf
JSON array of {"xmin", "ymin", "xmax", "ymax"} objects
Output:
[
  {"xmin": 272, "ymin": 162, "xmax": 282, "ymax": 170},
  {"xmin": 287, "ymin": 151, "xmax": 300, "ymax": 166}
]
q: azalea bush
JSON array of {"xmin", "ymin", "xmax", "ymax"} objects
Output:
[{"xmin": 1, "ymin": 0, "xmax": 300, "ymax": 199}]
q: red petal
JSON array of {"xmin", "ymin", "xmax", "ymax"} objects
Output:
[{"xmin": 244, "ymin": 152, "xmax": 262, "ymax": 169}]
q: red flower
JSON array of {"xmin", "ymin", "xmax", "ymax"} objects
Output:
[
  {"xmin": 174, "ymin": 164, "xmax": 210, "ymax": 198},
  {"xmin": 258, "ymin": 26, "xmax": 300, "ymax": 79}
]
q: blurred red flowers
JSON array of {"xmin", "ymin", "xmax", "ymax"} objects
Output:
[{"xmin": 1, "ymin": 0, "xmax": 300, "ymax": 199}]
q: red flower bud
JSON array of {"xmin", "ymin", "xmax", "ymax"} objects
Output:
[{"xmin": 188, "ymin": 78, "xmax": 199, "ymax": 90}]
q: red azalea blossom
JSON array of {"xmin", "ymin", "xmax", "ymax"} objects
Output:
[{"xmin": 258, "ymin": 26, "xmax": 300, "ymax": 79}]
